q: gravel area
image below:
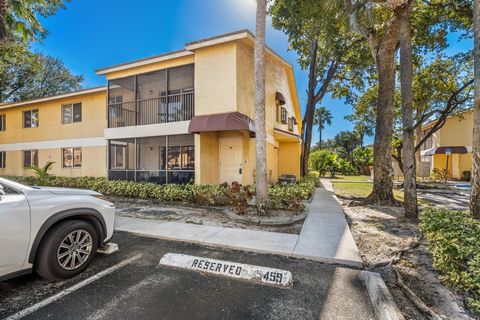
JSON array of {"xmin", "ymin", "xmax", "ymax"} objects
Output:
[
  {"xmin": 342, "ymin": 202, "xmax": 476, "ymax": 320},
  {"xmin": 109, "ymin": 197, "xmax": 304, "ymax": 235}
]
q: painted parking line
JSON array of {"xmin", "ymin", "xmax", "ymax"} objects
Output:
[
  {"xmin": 5, "ymin": 254, "xmax": 142, "ymax": 320},
  {"xmin": 159, "ymin": 253, "xmax": 292, "ymax": 288}
]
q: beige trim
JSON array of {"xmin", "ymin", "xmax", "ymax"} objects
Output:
[
  {"xmin": 186, "ymin": 32, "xmax": 251, "ymax": 50},
  {"xmin": 0, "ymin": 87, "xmax": 106, "ymax": 110},
  {"xmin": 104, "ymin": 121, "xmax": 190, "ymax": 140},
  {"xmin": 0, "ymin": 137, "xmax": 106, "ymax": 151},
  {"xmin": 95, "ymin": 50, "xmax": 194, "ymax": 75}
]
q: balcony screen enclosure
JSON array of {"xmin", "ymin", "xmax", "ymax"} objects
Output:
[
  {"xmin": 108, "ymin": 134, "xmax": 194, "ymax": 184},
  {"xmin": 108, "ymin": 64, "xmax": 194, "ymax": 127}
]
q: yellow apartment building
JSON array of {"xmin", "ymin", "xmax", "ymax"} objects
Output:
[
  {"xmin": 418, "ymin": 109, "xmax": 473, "ymax": 180},
  {"xmin": 0, "ymin": 30, "xmax": 302, "ymax": 185}
]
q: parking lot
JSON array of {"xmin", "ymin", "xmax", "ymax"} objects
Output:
[{"xmin": 0, "ymin": 232, "xmax": 374, "ymax": 320}]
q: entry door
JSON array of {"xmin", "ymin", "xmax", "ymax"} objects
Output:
[
  {"xmin": 0, "ymin": 184, "xmax": 30, "ymax": 277},
  {"xmin": 219, "ymin": 137, "xmax": 243, "ymax": 184}
]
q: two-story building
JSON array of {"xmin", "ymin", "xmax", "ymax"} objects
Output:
[
  {"xmin": 418, "ymin": 109, "xmax": 473, "ymax": 180},
  {"xmin": 0, "ymin": 30, "xmax": 302, "ymax": 185}
]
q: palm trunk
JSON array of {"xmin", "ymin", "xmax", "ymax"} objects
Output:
[
  {"xmin": 319, "ymin": 126, "xmax": 322, "ymax": 149},
  {"xmin": 254, "ymin": 0, "xmax": 268, "ymax": 215},
  {"xmin": 399, "ymin": 3, "xmax": 418, "ymax": 218},
  {"xmin": 301, "ymin": 40, "xmax": 319, "ymax": 176},
  {"xmin": 471, "ymin": 0, "xmax": 480, "ymax": 218}
]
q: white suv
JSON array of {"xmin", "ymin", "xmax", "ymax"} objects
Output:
[{"xmin": 0, "ymin": 177, "xmax": 115, "ymax": 281}]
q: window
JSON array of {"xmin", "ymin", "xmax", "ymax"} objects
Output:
[
  {"xmin": 288, "ymin": 117, "xmax": 294, "ymax": 132},
  {"xmin": 62, "ymin": 103, "xmax": 82, "ymax": 124},
  {"xmin": 110, "ymin": 144, "xmax": 126, "ymax": 169},
  {"xmin": 23, "ymin": 109, "xmax": 39, "ymax": 128},
  {"xmin": 0, "ymin": 114, "xmax": 5, "ymax": 131},
  {"xmin": 0, "ymin": 151, "xmax": 5, "ymax": 168},
  {"xmin": 0, "ymin": 183, "xmax": 20, "ymax": 195},
  {"xmin": 23, "ymin": 150, "xmax": 38, "ymax": 167},
  {"xmin": 108, "ymin": 96, "xmax": 123, "ymax": 104},
  {"xmin": 63, "ymin": 148, "xmax": 82, "ymax": 167},
  {"xmin": 281, "ymin": 107, "xmax": 288, "ymax": 124}
]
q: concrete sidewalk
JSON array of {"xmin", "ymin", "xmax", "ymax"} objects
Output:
[{"xmin": 115, "ymin": 181, "xmax": 362, "ymax": 267}]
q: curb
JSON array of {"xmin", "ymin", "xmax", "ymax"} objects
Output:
[{"xmin": 360, "ymin": 271, "xmax": 405, "ymax": 320}]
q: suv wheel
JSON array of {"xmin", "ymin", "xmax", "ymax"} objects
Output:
[{"xmin": 36, "ymin": 220, "xmax": 99, "ymax": 280}]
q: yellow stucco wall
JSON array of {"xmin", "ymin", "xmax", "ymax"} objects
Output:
[
  {"xmin": 422, "ymin": 110, "xmax": 474, "ymax": 179},
  {"xmin": 195, "ymin": 132, "xmax": 219, "ymax": 184},
  {"xmin": 435, "ymin": 111, "xmax": 473, "ymax": 147},
  {"xmin": 0, "ymin": 91, "xmax": 106, "ymax": 143},
  {"xmin": 278, "ymin": 141, "xmax": 301, "ymax": 178},
  {"xmin": 1, "ymin": 34, "xmax": 302, "ymax": 185},
  {"xmin": 0, "ymin": 146, "xmax": 106, "ymax": 177},
  {"xmin": 194, "ymin": 43, "xmax": 238, "ymax": 116}
]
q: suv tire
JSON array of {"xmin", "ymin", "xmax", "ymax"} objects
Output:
[{"xmin": 36, "ymin": 220, "xmax": 99, "ymax": 280}]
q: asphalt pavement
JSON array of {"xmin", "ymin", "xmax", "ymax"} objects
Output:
[{"xmin": 0, "ymin": 232, "xmax": 374, "ymax": 320}]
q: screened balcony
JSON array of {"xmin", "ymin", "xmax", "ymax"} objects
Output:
[
  {"xmin": 108, "ymin": 134, "xmax": 195, "ymax": 184},
  {"xmin": 107, "ymin": 64, "xmax": 194, "ymax": 128}
]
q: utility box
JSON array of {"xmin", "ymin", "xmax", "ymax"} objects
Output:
[{"xmin": 279, "ymin": 174, "xmax": 296, "ymax": 185}]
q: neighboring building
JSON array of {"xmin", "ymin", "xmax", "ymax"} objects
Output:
[
  {"xmin": 0, "ymin": 30, "xmax": 302, "ymax": 185},
  {"xmin": 418, "ymin": 109, "xmax": 473, "ymax": 180}
]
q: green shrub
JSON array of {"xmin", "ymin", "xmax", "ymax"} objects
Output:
[
  {"xmin": 4, "ymin": 175, "xmax": 317, "ymax": 212},
  {"xmin": 309, "ymin": 150, "xmax": 339, "ymax": 177},
  {"xmin": 419, "ymin": 208, "xmax": 480, "ymax": 314},
  {"xmin": 430, "ymin": 168, "xmax": 449, "ymax": 181},
  {"xmin": 462, "ymin": 171, "xmax": 472, "ymax": 181}
]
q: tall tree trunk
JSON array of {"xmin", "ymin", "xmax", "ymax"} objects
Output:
[
  {"xmin": 301, "ymin": 39, "xmax": 319, "ymax": 176},
  {"xmin": 472, "ymin": 0, "xmax": 480, "ymax": 219},
  {"xmin": 399, "ymin": 2, "xmax": 418, "ymax": 218},
  {"xmin": 0, "ymin": 0, "xmax": 7, "ymax": 41},
  {"xmin": 254, "ymin": 0, "xmax": 268, "ymax": 215},
  {"xmin": 367, "ymin": 31, "xmax": 400, "ymax": 205}
]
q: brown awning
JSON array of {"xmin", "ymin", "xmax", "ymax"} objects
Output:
[
  {"xmin": 188, "ymin": 112, "xmax": 255, "ymax": 133},
  {"xmin": 275, "ymin": 92, "xmax": 286, "ymax": 105},
  {"xmin": 423, "ymin": 146, "xmax": 469, "ymax": 156}
]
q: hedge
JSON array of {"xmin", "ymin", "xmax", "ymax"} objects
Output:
[
  {"xmin": 4, "ymin": 174, "xmax": 318, "ymax": 212},
  {"xmin": 419, "ymin": 208, "xmax": 480, "ymax": 314}
]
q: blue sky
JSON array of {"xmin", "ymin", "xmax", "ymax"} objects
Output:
[{"xmin": 32, "ymin": 0, "xmax": 472, "ymax": 146}]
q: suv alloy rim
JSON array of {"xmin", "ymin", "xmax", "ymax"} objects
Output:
[{"xmin": 57, "ymin": 230, "xmax": 93, "ymax": 270}]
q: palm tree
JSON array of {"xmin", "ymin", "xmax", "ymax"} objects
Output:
[
  {"xmin": 472, "ymin": 0, "xmax": 480, "ymax": 218},
  {"xmin": 0, "ymin": 0, "xmax": 67, "ymax": 42},
  {"xmin": 313, "ymin": 106, "xmax": 332, "ymax": 149},
  {"xmin": 27, "ymin": 161, "xmax": 55, "ymax": 186},
  {"xmin": 254, "ymin": 0, "xmax": 268, "ymax": 215}
]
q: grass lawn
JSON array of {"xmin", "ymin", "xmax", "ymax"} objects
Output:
[
  {"xmin": 331, "ymin": 180, "xmax": 431, "ymax": 206},
  {"xmin": 328, "ymin": 175, "xmax": 371, "ymax": 182}
]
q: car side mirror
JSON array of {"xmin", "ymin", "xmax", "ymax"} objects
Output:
[{"xmin": 0, "ymin": 185, "xmax": 5, "ymax": 196}]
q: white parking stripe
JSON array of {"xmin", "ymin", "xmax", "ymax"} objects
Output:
[{"xmin": 5, "ymin": 254, "xmax": 142, "ymax": 320}]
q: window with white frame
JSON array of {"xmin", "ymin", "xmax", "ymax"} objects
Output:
[
  {"xmin": 0, "ymin": 115, "xmax": 5, "ymax": 131},
  {"xmin": 0, "ymin": 151, "xmax": 5, "ymax": 168},
  {"xmin": 23, "ymin": 150, "xmax": 38, "ymax": 167},
  {"xmin": 62, "ymin": 103, "xmax": 82, "ymax": 124},
  {"xmin": 23, "ymin": 109, "xmax": 39, "ymax": 128},
  {"xmin": 63, "ymin": 147, "xmax": 82, "ymax": 167}
]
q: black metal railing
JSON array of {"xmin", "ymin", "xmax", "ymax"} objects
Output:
[
  {"xmin": 108, "ymin": 91, "xmax": 194, "ymax": 128},
  {"xmin": 108, "ymin": 169, "xmax": 194, "ymax": 184}
]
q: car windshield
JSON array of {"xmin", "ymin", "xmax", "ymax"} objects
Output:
[{"xmin": 0, "ymin": 177, "xmax": 31, "ymax": 191}]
